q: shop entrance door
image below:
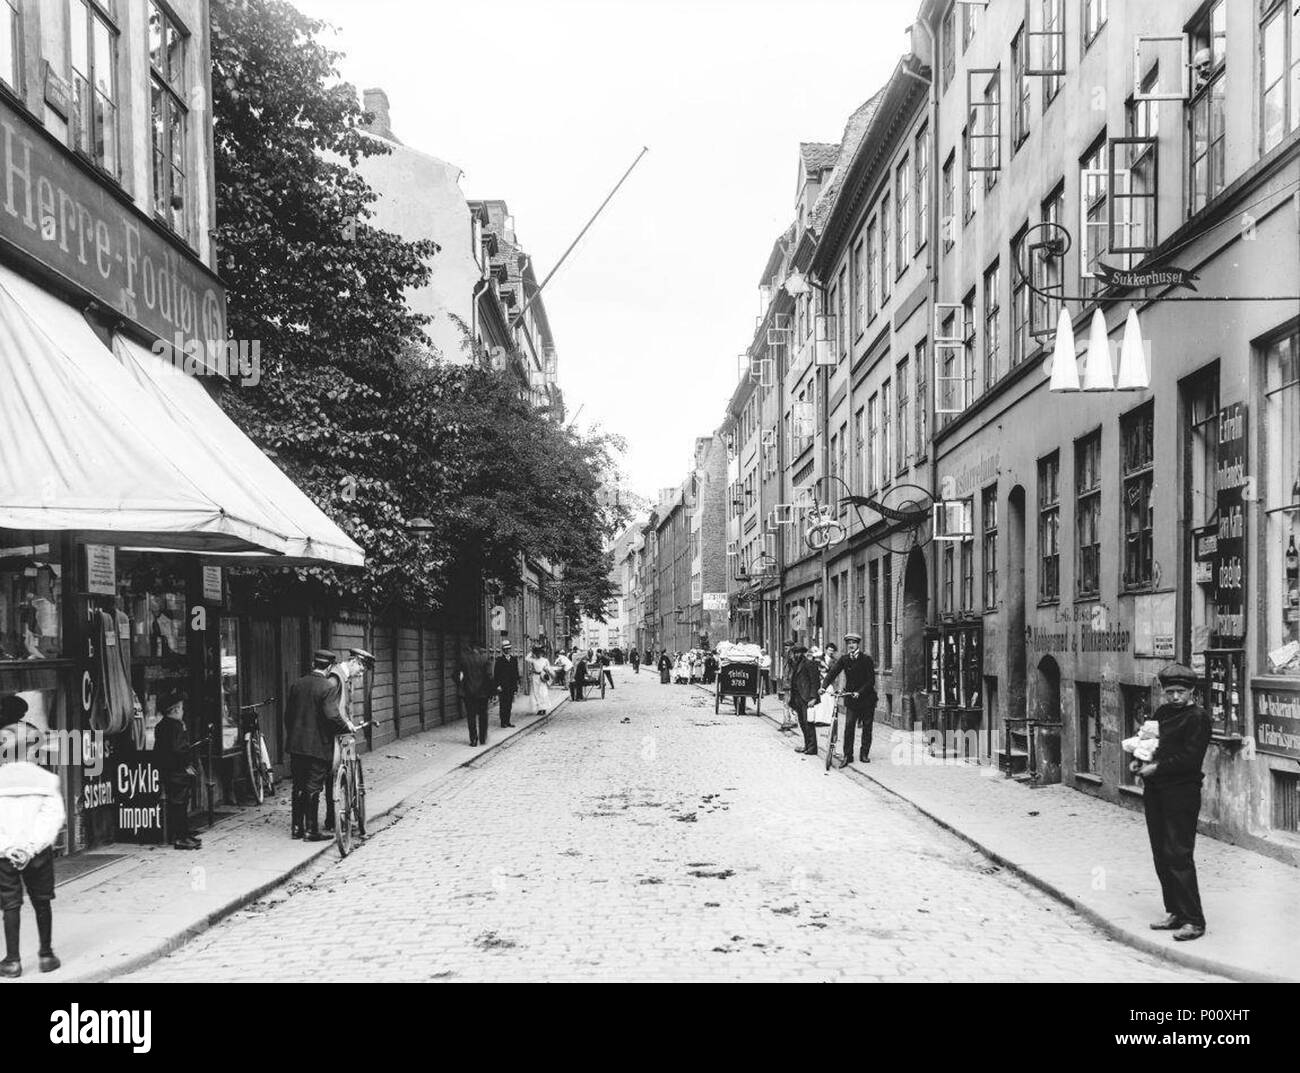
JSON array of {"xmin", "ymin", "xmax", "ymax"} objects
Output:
[
  {"xmin": 1029, "ymin": 654, "xmax": 1063, "ymax": 784},
  {"xmin": 1002, "ymin": 486, "xmax": 1029, "ymax": 776}
]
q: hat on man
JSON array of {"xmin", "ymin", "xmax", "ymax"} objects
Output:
[
  {"xmin": 0, "ymin": 694, "xmax": 28, "ymax": 727},
  {"xmin": 312, "ymin": 648, "xmax": 336, "ymax": 667},
  {"xmin": 1157, "ymin": 663, "xmax": 1199, "ymax": 687},
  {"xmin": 348, "ymin": 647, "xmax": 376, "ymax": 668},
  {"xmin": 500, "ymin": 640, "xmax": 512, "ymax": 650},
  {"xmin": 791, "ymin": 644, "xmax": 809, "ymax": 655},
  {"xmin": 156, "ymin": 688, "xmax": 185, "ymax": 714},
  {"xmin": 843, "ymin": 633, "xmax": 862, "ymax": 643}
]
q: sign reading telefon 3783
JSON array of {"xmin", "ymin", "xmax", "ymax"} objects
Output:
[{"xmin": 0, "ymin": 97, "xmax": 226, "ymax": 360}]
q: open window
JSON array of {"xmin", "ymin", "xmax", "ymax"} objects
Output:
[
  {"xmin": 933, "ymin": 499, "xmax": 975, "ymax": 541},
  {"xmin": 749, "ymin": 357, "xmax": 775, "ymax": 387},
  {"xmin": 1108, "ymin": 136, "xmax": 1158, "ymax": 255},
  {"xmin": 814, "ymin": 312, "xmax": 838, "ymax": 366},
  {"xmin": 935, "ymin": 303, "xmax": 968, "ymax": 415},
  {"xmin": 772, "ymin": 503, "xmax": 797, "ymax": 526},
  {"xmin": 934, "ymin": 302, "xmax": 964, "ymax": 345},
  {"xmin": 726, "ymin": 540, "xmax": 739, "ymax": 557},
  {"xmin": 1028, "ymin": 250, "xmax": 1064, "ymax": 340},
  {"xmin": 1079, "ymin": 167, "xmax": 1108, "ymax": 278},
  {"xmin": 965, "ymin": 68, "xmax": 1001, "ymax": 172},
  {"xmin": 761, "ymin": 427, "xmax": 777, "ymax": 450},
  {"xmin": 1024, "ymin": 0, "xmax": 1066, "ymax": 76},
  {"xmin": 1133, "ymin": 34, "xmax": 1190, "ymax": 101}
]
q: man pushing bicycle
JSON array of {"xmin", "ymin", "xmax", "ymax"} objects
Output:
[{"xmin": 820, "ymin": 633, "xmax": 877, "ymax": 767}]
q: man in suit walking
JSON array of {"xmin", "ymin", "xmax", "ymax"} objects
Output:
[
  {"xmin": 458, "ymin": 641, "xmax": 493, "ymax": 746},
  {"xmin": 821, "ymin": 633, "xmax": 877, "ymax": 767},
  {"xmin": 494, "ymin": 640, "xmax": 521, "ymax": 728},
  {"xmin": 787, "ymin": 644, "xmax": 822, "ymax": 755},
  {"xmin": 283, "ymin": 649, "xmax": 354, "ymax": 841}
]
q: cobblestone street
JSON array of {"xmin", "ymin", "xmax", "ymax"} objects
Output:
[{"xmin": 120, "ymin": 670, "xmax": 1219, "ymax": 982}]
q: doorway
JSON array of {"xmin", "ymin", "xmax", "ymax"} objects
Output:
[
  {"xmin": 901, "ymin": 546, "xmax": 928, "ymax": 729},
  {"xmin": 1002, "ymin": 486, "xmax": 1028, "ymax": 774},
  {"xmin": 1030, "ymin": 654, "xmax": 1063, "ymax": 784}
]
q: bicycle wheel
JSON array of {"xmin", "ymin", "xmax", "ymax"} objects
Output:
[
  {"xmin": 245, "ymin": 733, "xmax": 264, "ymax": 805},
  {"xmin": 354, "ymin": 760, "xmax": 366, "ymax": 837},
  {"xmin": 825, "ymin": 714, "xmax": 838, "ymax": 771},
  {"xmin": 334, "ymin": 766, "xmax": 353, "ymax": 856}
]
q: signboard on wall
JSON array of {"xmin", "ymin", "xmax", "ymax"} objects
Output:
[
  {"xmin": 1213, "ymin": 403, "xmax": 1248, "ymax": 645},
  {"xmin": 85, "ymin": 544, "xmax": 116, "ymax": 595},
  {"xmin": 113, "ymin": 754, "xmax": 165, "ymax": 844},
  {"xmin": 1254, "ymin": 685, "xmax": 1300, "ymax": 759},
  {"xmin": 202, "ymin": 566, "xmax": 223, "ymax": 603},
  {"xmin": 703, "ymin": 592, "xmax": 728, "ymax": 612}
]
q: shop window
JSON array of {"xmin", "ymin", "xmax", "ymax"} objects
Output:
[
  {"xmin": 71, "ymin": 0, "xmax": 120, "ymax": 179},
  {"xmin": 1262, "ymin": 0, "xmax": 1300, "ymax": 153},
  {"xmin": 1120, "ymin": 683, "xmax": 1151, "ymax": 787},
  {"xmin": 1185, "ymin": 371, "xmax": 1218, "ymax": 664},
  {"xmin": 1262, "ymin": 328, "xmax": 1300, "ymax": 661},
  {"xmin": 149, "ymin": 1, "xmax": 190, "ymax": 240},
  {"xmin": 1076, "ymin": 430, "xmax": 1102, "ymax": 597},
  {"xmin": 1039, "ymin": 452, "xmax": 1061, "ymax": 601},
  {"xmin": 0, "ymin": 537, "xmax": 63, "ymax": 661},
  {"xmin": 1188, "ymin": 1, "xmax": 1227, "ymax": 216},
  {"xmin": 869, "ymin": 560, "xmax": 880, "ymax": 662},
  {"xmin": 1077, "ymin": 681, "xmax": 1101, "ymax": 774},
  {"xmin": 983, "ymin": 485, "xmax": 998, "ymax": 608},
  {"xmin": 1273, "ymin": 772, "xmax": 1300, "ymax": 834},
  {"xmin": 0, "ymin": 0, "xmax": 20, "ymax": 94},
  {"xmin": 882, "ymin": 555, "xmax": 893, "ymax": 669},
  {"xmin": 1122, "ymin": 402, "xmax": 1156, "ymax": 591},
  {"xmin": 983, "ymin": 260, "xmax": 1001, "ymax": 388}
]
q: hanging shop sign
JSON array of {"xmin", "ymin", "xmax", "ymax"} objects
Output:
[
  {"xmin": 1093, "ymin": 262, "xmax": 1199, "ymax": 290},
  {"xmin": 1254, "ymin": 685, "xmax": 1300, "ymax": 760},
  {"xmin": 0, "ymin": 95, "xmax": 226, "ymax": 360},
  {"xmin": 84, "ymin": 544, "xmax": 116, "ymax": 595},
  {"xmin": 1213, "ymin": 403, "xmax": 1248, "ymax": 646}
]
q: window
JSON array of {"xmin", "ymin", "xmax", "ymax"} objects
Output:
[
  {"xmin": 881, "ymin": 378, "xmax": 892, "ymax": 483},
  {"xmin": 867, "ymin": 393, "xmax": 879, "ymax": 491},
  {"xmin": 867, "ymin": 216, "xmax": 879, "ymax": 320},
  {"xmin": 1185, "ymin": 371, "xmax": 1219, "ymax": 661},
  {"xmin": 837, "ymin": 269, "xmax": 848, "ymax": 358},
  {"xmin": 983, "ymin": 260, "xmax": 1001, "ymax": 388},
  {"xmin": 940, "ymin": 329, "xmax": 960, "ymax": 425},
  {"xmin": 852, "ymin": 237, "xmax": 864, "ymax": 338},
  {"xmin": 942, "ymin": 543, "xmax": 955, "ymax": 614},
  {"xmin": 71, "ymin": 0, "xmax": 120, "ymax": 178},
  {"xmin": 914, "ymin": 126, "xmax": 929, "ymax": 254},
  {"xmin": 896, "ymin": 356, "xmax": 910, "ymax": 471},
  {"xmin": 941, "ymin": 151, "xmax": 955, "ymax": 251},
  {"xmin": 0, "ymin": 0, "xmax": 20, "ymax": 93},
  {"xmin": 1080, "ymin": 136, "xmax": 1109, "ymax": 296},
  {"xmin": 1011, "ymin": 27, "xmax": 1031, "ymax": 150},
  {"xmin": 1121, "ymin": 684, "xmax": 1150, "ymax": 786},
  {"xmin": 829, "ymin": 431, "xmax": 840, "ymax": 497},
  {"xmin": 960, "ymin": 528, "xmax": 975, "ymax": 612},
  {"xmin": 1034, "ymin": 183, "xmax": 1065, "ymax": 337},
  {"xmin": 1082, "ymin": 0, "xmax": 1107, "ymax": 50},
  {"xmin": 1077, "ymin": 682, "xmax": 1101, "ymax": 775},
  {"xmin": 836, "ymin": 422, "xmax": 848, "ymax": 515},
  {"xmin": 869, "ymin": 560, "xmax": 880, "ymax": 661},
  {"xmin": 881, "ymin": 193, "xmax": 892, "ymax": 299},
  {"xmin": 962, "ymin": 128, "xmax": 977, "ymax": 222},
  {"xmin": 982, "ymin": 72, "xmax": 1001, "ymax": 190},
  {"xmin": 1188, "ymin": 1, "xmax": 1227, "ymax": 216},
  {"xmin": 1122, "ymin": 403, "xmax": 1155, "ymax": 590},
  {"xmin": 1076, "ymin": 430, "xmax": 1102, "ymax": 597},
  {"xmin": 852, "ymin": 406, "xmax": 865, "ymax": 494},
  {"xmin": 1262, "ymin": 329, "xmax": 1299, "ymax": 655},
  {"xmin": 915, "ymin": 339, "xmax": 928, "ymax": 457},
  {"xmin": 896, "ymin": 156, "xmax": 912, "ymax": 271},
  {"xmin": 1115, "ymin": 70, "xmax": 1161, "ymax": 261},
  {"xmin": 149, "ymin": 2, "xmax": 189, "ymax": 238},
  {"xmin": 963, "ymin": 289, "xmax": 978, "ymax": 402},
  {"xmin": 941, "ymin": 3, "xmax": 956, "ymax": 91},
  {"xmin": 854, "ymin": 564, "xmax": 866, "ymax": 635},
  {"xmin": 1011, "ymin": 226, "xmax": 1030, "ymax": 366},
  {"xmin": 1041, "ymin": 0, "xmax": 1064, "ymax": 105},
  {"xmin": 982, "ymin": 485, "xmax": 998, "ymax": 608},
  {"xmin": 882, "ymin": 555, "xmax": 893, "ymax": 669},
  {"xmin": 1039, "ymin": 452, "xmax": 1061, "ymax": 601},
  {"xmin": 1262, "ymin": 0, "xmax": 1300, "ymax": 152},
  {"xmin": 0, "ymin": 537, "xmax": 64, "ymax": 660},
  {"xmin": 961, "ymin": 0, "xmax": 979, "ymax": 52}
]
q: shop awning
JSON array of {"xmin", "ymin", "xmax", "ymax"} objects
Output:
[
  {"xmin": 111, "ymin": 335, "xmax": 364, "ymax": 568},
  {"xmin": 0, "ymin": 263, "xmax": 290, "ymax": 554}
]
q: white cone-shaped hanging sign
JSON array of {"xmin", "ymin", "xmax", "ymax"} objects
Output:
[
  {"xmin": 1081, "ymin": 308, "xmax": 1114, "ymax": 391},
  {"xmin": 1048, "ymin": 308, "xmax": 1080, "ymax": 391},
  {"xmin": 1115, "ymin": 306, "xmax": 1150, "ymax": 391}
]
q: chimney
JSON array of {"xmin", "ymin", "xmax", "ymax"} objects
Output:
[{"xmin": 362, "ymin": 87, "xmax": 398, "ymax": 142}]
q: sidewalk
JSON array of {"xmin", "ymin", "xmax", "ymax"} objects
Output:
[
  {"xmin": 740, "ymin": 687, "xmax": 1300, "ymax": 982},
  {"xmin": 12, "ymin": 696, "xmax": 564, "ymax": 984}
]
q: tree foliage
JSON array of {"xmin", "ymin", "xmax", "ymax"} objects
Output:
[{"xmin": 211, "ymin": 0, "xmax": 624, "ymax": 617}]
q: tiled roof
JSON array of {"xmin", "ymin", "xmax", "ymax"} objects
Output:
[
  {"xmin": 809, "ymin": 90, "xmax": 885, "ymax": 234},
  {"xmin": 800, "ymin": 141, "xmax": 840, "ymax": 174}
]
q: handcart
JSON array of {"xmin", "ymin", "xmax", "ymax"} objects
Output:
[{"xmin": 714, "ymin": 645, "xmax": 762, "ymax": 716}]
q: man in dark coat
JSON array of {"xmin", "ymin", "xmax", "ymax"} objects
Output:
[
  {"xmin": 1137, "ymin": 663, "xmax": 1213, "ymax": 942},
  {"xmin": 657, "ymin": 650, "xmax": 672, "ymax": 684},
  {"xmin": 458, "ymin": 642, "xmax": 493, "ymax": 746},
  {"xmin": 787, "ymin": 644, "xmax": 822, "ymax": 755},
  {"xmin": 283, "ymin": 650, "xmax": 351, "ymax": 841},
  {"xmin": 494, "ymin": 640, "xmax": 521, "ymax": 728},
  {"xmin": 153, "ymin": 689, "xmax": 201, "ymax": 850},
  {"xmin": 597, "ymin": 650, "xmax": 615, "ymax": 691},
  {"xmin": 571, "ymin": 652, "xmax": 590, "ymax": 701},
  {"xmin": 630, "ymin": 648, "xmax": 640, "ymax": 674},
  {"xmin": 821, "ymin": 633, "xmax": 878, "ymax": 767}
]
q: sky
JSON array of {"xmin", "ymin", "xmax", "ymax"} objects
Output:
[{"xmin": 293, "ymin": 0, "xmax": 920, "ymax": 503}]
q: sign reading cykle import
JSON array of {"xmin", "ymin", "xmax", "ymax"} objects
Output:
[{"xmin": 0, "ymin": 96, "xmax": 226, "ymax": 358}]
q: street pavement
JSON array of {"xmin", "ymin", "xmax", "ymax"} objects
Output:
[{"xmin": 120, "ymin": 668, "xmax": 1218, "ymax": 982}]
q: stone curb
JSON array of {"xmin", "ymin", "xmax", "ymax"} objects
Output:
[
  {"xmin": 74, "ymin": 698, "xmax": 568, "ymax": 984},
  {"xmin": 735, "ymin": 695, "xmax": 1289, "ymax": 984}
]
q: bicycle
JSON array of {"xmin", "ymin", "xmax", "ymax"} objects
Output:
[
  {"xmin": 238, "ymin": 697, "xmax": 276, "ymax": 805},
  {"xmin": 819, "ymin": 690, "xmax": 858, "ymax": 771},
  {"xmin": 333, "ymin": 720, "xmax": 371, "ymax": 857}
]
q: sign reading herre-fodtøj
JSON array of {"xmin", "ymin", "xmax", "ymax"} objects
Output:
[{"xmin": 0, "ymin": 95, "xmax": 226, "ymax": 356}]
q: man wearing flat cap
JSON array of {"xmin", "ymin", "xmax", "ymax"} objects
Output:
[
  {"xmin": 493, "ymin": 640, "xmax": 520, "ymax": 729},
  {"xmin": 821, "ymin": 633, "xmax": 877, "ymax": 767},
  {"xmin": 323, "ymin": 648, "xmax": 374, "ymax": 832},
  {"xmin": 787, "ymin": 644, "xmax": 823, "ymax": 755},
  {"xmin": 1136, "ymin": 663, "xmax": 1212, "ymax": 942},
  {"xmin": 283, "ymin": 650, "xmax": 353, "ymax": 841}
]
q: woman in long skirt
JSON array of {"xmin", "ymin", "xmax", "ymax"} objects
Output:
[{"xmin": 529, "ymin": 647, "xmax": 554, "ymax": 716}]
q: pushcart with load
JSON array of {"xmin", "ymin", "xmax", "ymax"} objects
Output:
[{"xmin": 714, "ymin": 641, "xmax": 763, "ymax": 715}]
